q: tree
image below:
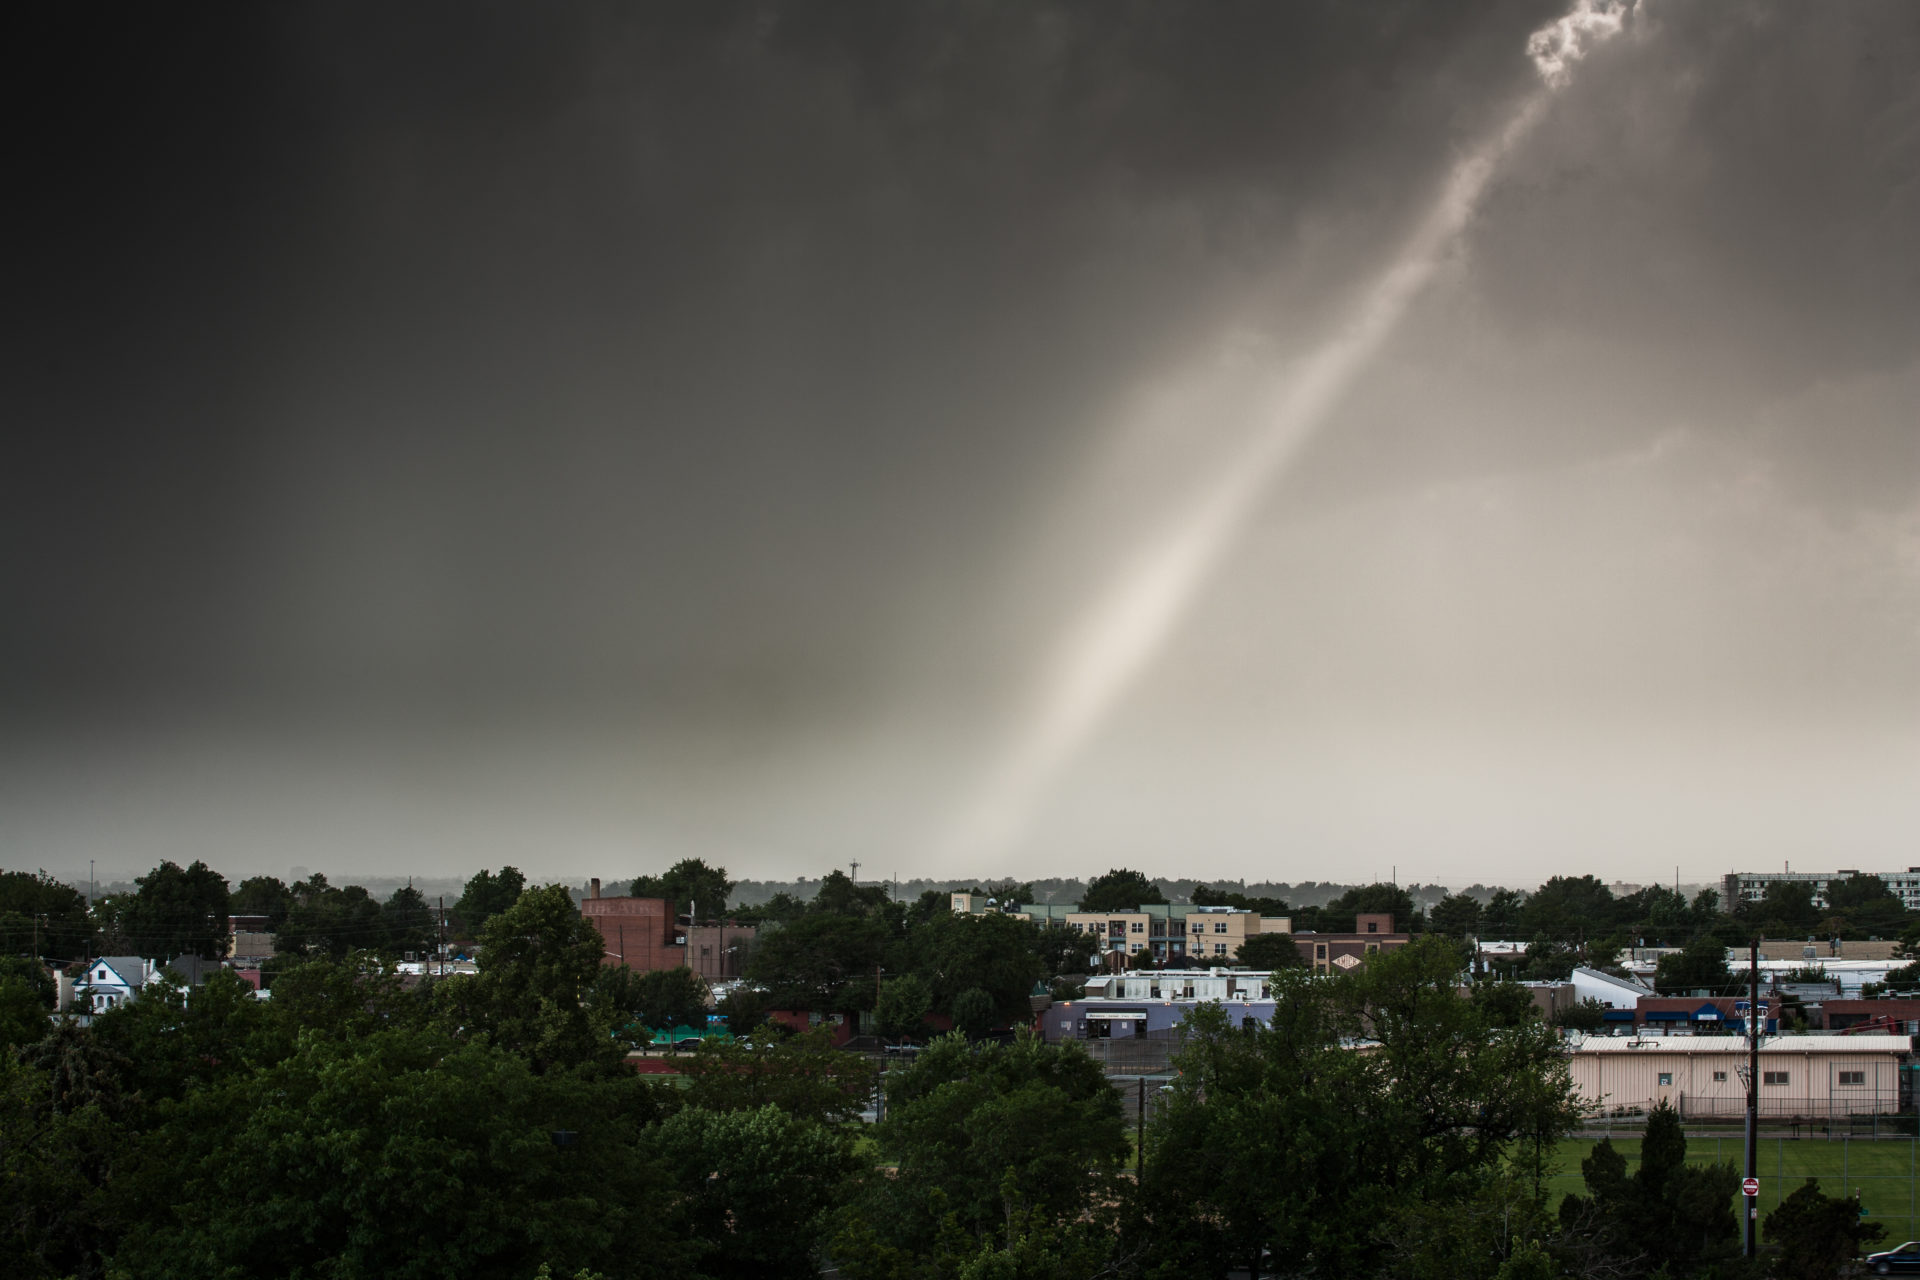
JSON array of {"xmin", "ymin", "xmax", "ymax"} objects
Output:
[
  {"xmin": 1233, "ymin": 932, "xmax": 1304, "ymax": 969},
  {"xmin": 1481, "ymin": 888, "xmax": 1527, "ymax": 938},
  {"xmin": 910, "ymin": 911, "xmax": 1043, "ymax": 1026},
  {"xmin": 118, "ymin": 859, "xmax": 230, "ymax": 958},
  {"xmin": 0, "ymin": 870, "xmax": 91, "ymax": 960},
  {"xmin": 1763, "ymin": 1177, "xmax": 1885, "ymax": 1280},
  {"xmin": 278, "ymin": 878, "xmax": 384, "ymax": 960},
  {"xmin": 745, "ymin": 911, "xmax": 888, "ymax": 1013},
  {"xmin": 229, "ymin": 874, "xmax": 294, "ymax": 928},
  {"xmin": 592, "ymin": 964, "xmax": 709, "ymax": 1043},
  {"xmin": 1754, "ymin": 879, "xmax": 1820, "ymax": 935},
  {"xmin": 1824, "ymin": 873, "xmax": 1907, "ymax": 939},
  {"xmin": 1519, "ymin": 875, "xmax": 1617, "ymax": 946},
  {"xmin": 808, "ymin": 870, "xmax": 892, "ymax": 917},
  {"xmin": 118, "ymin": 1027, "xmax": 686, "ymax": 1280},
  {"xmin": 1322, "ymin": 881, "xmax": 1419, "ymax": 933},
  {"xmin": 842, "ymin": 1033, "xmax": 1127, "ymax": 1270},
  {"xmin": 630, "ymin": 857, "xmax": 736, "ymax": 921},
  {"xmin": 1138, "ymin": 940, "xmax": 1580, "ymax": 1280},
  {"xmin": 434, "ymin": 883, "xmax": 617, "ymax": 1074},
  {"xmin": 1429, "ymin": 891, "xmax": 1483, "ymax": 938},
  {"xmin": 1655, "ymin": 932, "xmax": 1734, "ymax": 995},
  {"xmin": 653, "ymin": 1104, "xmax": 858, "ymax": 1278},
  {"xmin": 875, "ymin": 973, "xmax": 933, "ymax": 1041},
  {"xmin": 453, "ymin": 865, "xmax": 526, "ymax": 939},
  {"xmin": 1080, "ymin": 868, "xmax": 1164, "ymax": 913},
  {"xmin": 378, "ymin": 883, "xmax": 437, "ymax": 956},
  {"xmin": 1557, "ymin": 1101, "xmax": 1741, "ymax": 1277},
  {"xmin": 950, "ymin": 987, "xmax": 997, "ymax": 1039},
  {"xmin": 676, "ymin": 1029, "xmax": 876, "ymax": 1126}
]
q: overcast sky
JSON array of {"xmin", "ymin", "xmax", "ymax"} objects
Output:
[{"xmin": 5, "ymin": 1, "xmax": 1916, "ymax": 890}]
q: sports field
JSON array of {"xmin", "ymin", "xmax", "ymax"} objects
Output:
[{"xmin": 1550, "ymin": 1136, "xmax": 1920, "ymax": 1244}]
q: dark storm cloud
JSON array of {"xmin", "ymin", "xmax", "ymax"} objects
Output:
[
  {"xmin": 6, "ymin": 0, "xmax": 1550, "ymax": 714},
  {"xmin": 5, "ymin": 2, "xmax": 1915, "ymax": 882}
]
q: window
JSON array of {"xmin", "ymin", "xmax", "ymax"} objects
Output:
[
  {"xmin": 1316, "ymin": 944, "xmax": 1327, "ymax": 958},
  {"xmin": 1713, "ymin": 1071, "xmax": 1727, "ymax": 1082},
  {"xmin": 1763, "ymin": 1071, "xmax": 1790, "ymax": 1086},
  {"xmin": 1214, "ymin": 943, "xmax": 1228, "ymax": 956},
  {"xmin": 1213, "ymin": 922, "xmax": 1228, "ymax": 934},
  {"xmin": 1191, "ymin": 922, "xmax": 1204, "ymax": 934},
  {"xmin": 1658, "ymin": 1073, "xmax": 1673, "ymax": 1086},
  {"xmin": 1366, "ymin": 921, "xmax": 1378, "ymax": 933},
  {"xmin": 1131, "ymin": 921, "xmax": 1144, "ymax": 933},
  {"xmin": 1839, "ymin": 1071, "xmax": 1866, "ymax": 1086}
]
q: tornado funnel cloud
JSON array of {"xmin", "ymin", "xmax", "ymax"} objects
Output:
[{"xmin": 935, "ymin": 2, "xmax": 1629, "ymax": 866}]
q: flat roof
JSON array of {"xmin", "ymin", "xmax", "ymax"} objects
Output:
[{"xmin": 1572, "ymin": 1035, "xmax": 1911, "ymax": 1054}]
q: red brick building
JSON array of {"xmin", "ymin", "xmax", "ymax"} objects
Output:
[
  {"xmin": 1295, "ymin": 913, "xmax": 1412, "ymax": 973},
  {"xmin": 580, "ymin": 886, "xmax": 685, "ymax": 972},
  {"xmin": 1819, "ymin": 999, "xmax": 1920, "ymax": 1032}
]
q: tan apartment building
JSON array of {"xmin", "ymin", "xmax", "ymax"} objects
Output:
[{"xmin": 1063, "ymin": 904, "xmax": 1292, "ymax": 965}]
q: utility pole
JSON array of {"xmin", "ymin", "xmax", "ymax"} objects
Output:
[
  {"xmin": 849, "ymin": 859, "xmax": 860, "ymax": 884},
  {"xmin": 1745, "ymin": 938, "xmax": 1759, "ymax": 1258}
]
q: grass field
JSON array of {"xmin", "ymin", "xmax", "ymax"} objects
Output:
[{"xmin": 1550, "ymin": 1136, "xmax": 1920, "ymax": 1244}]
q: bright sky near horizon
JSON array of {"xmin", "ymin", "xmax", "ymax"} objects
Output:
[{"xmin": 6, "ymin": 2, "xmax": 1917, "ymax": 889}]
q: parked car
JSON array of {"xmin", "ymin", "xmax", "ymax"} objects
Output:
[{"xmin": 1866, "ymin": 1242, "xmax": 1920, "ymax": 1274}]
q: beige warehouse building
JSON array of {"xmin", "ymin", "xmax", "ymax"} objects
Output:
[{"xmin": 1569, "ymin": 1034, "xmax": 1911, "ymax": 1120}]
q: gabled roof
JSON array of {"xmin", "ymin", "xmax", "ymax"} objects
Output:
[{"xmin": 82, "ymin": 957, "xmax": 150, "ymax": 989}]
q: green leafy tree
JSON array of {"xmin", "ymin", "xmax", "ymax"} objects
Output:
[
  {"xmin": 593, "ymin": 964, "xmax": 709, "ymax": 1043},
  {"xmin": 434, "ymin": 883, "xmax": 618, "ymax": 1074},
  {"xmin": 1429, "ymin": 891, "xmax": 1483, "ymax": 938},
  {"xmin": 277, "ymin": 877, "xmax": 384, "ymax": 959},
  {"xmin": 1763, "ymin": 1177, "xmax": 1885, "ymax": 1280},
  {"xmin": 839, "ymin": 1033, "xmax": 1127, "ymax": 1271},
  {"xmin": 630, "ymin": 857, "xmax": 736, "ymax": 921},
  {"xmin": 228, "ymin": 874, "xmax": 294, "ymax": 928},
  {"xmin": 379, "ymin": 883, "xmax": 437, "ymax": 956},
  {"xmin": 653, "ymin": 1104, "xmax": 859, "ymax": 1278},
  {"xmin": 911, "ymin": 911, "xmax": 1044, "ymax": 1026},
  {"xmin": 1655, "ymin": 932, "xmax": 1735, "ymax": 995},
  {"xmin": 676, "ymin": 1029, "xmax": 876, "ymax": 1125},
  {"xmin": 875, "ymin": 973, "xmax": 933, "ymax": 1041},
  {"xmin": 1518, "ymin": 875, "xmax": 1617, "ymax": 946},
  {"xmin": 715, "ymin": 984, "xmax": 769, "ymax": 1036},
  {"xmin": 1553, "ymin": 997, "xmax": 1610, "ymax": 1033},
  {"xmin": 0, "ymin": 973, "xmax": 48, "ymax": 1052},
  {"xmin": 950, "ymin": 987, "xmax": 997, "ymax": 1039},
  {"xmin": 1138, "ymin": 939, "xmax": 1579, "ymax": 1279},
  {"xmin": 264, "ymin": 951, "xmax": 427, "ymax": 1043},
  {"xmin": 1030, "ymin": 921, "xmax": 1099, "ymax": 984},
  {"xmin": 119, "ymin": 1027, "xmax": 685, "ymax": 1280},
  {"xmin": 453, "ymin": 865, "xmax": 526, "ymax": 939},
  {"xmin": 89, "ymin": 967, "xmax": 281, "ymax": 1102},
  {"xmin": 809, "ymin": 869, "xmax": 893, "ymax": 917},
  {"xmin": 745, "ymin": 911, "xmax": 888, "ymax": 1012},
  {"xmin": 1233, "ymin": 931, "xmax": 1304, "ymax": 969},
  {"xmin": 1824, "ymin": 873, "xmax": 1907, "ymax": 939},
  {"xmin": 1753, "ymin": 879, "xmax": 1820, "ymax": 935},
  {"xmin": 0, "ymin": 870, "xmax": 92, "ymax": 960},
  {"xmin": 1481, "ymin": 888, "xmax": 1527, "ymax": 938},
  {"xmin": 118, "ymin": 859, "xmax": 230, "ymax": 958},
  {"xmin": 1080, "ymin": 868, "xmax": 1165, "ymax": 912},
  {"xmin": 1322, "ymin": 881, "xmax": 1420, "ymax": 933}
]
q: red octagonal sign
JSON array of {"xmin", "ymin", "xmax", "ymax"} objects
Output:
[{"xmin": 1743, "ymin": 1177, "xmax": 1760, "ymax": 1197}]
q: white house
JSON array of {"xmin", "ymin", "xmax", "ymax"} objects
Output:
[{"xmin": 76, "ymin": 956, "xmax": 158, "ymax": 1013}]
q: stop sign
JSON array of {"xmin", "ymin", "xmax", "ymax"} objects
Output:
[{"xmin": 1743, "ymin": 1177, "xmax": 1760, "ymax": 1197}]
